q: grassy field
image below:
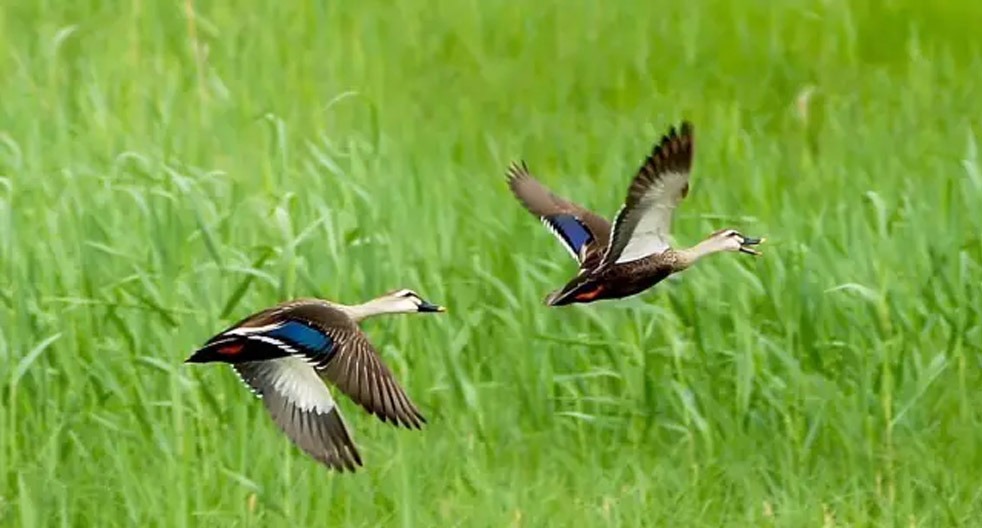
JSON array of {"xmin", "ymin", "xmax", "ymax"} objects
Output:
[{"xmin": 2, "ymin": 0, "xmax": 981, "ymax": 526}]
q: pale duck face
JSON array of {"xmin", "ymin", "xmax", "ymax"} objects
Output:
[
  {"xmin": 709, "ymin": 229, "xmax": 765, "ymax": 255},
  {"xmin": 384, "ymin": 289, "xmax": 446, "ymax": 313}
]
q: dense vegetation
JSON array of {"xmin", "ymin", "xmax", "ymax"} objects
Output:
[{"xmin": 1, "ymin": 0, "xmax": 980, "ymax": 525}]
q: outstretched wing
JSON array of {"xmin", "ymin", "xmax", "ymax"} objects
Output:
[
  {"xmin": 189, "ymin": 302, "xmax": 359, "ymax": 471},
  {"xmin": 316, "ymin": 326, "xmax": 428, "ymax": 430},
  {"xmin": 507, "ymin": 162, "xmax": 611, "ymax": 269},
  {"xmin": 275, "ymin": 303, "xmax": 427, "ymax": 429},
  {"xmin": 601, "ymin": 122, "xmax": 694, "ymax": 266},
  {"xmin": 233, "ymin": 358, "xmax": 362, "ymax": 472}
]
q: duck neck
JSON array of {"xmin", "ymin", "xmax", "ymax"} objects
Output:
[
  {"xmin": 674, "ymin": 237, "xmax": 728, "ymax": 270},
  {"xmin": 341, "ymin": 297, "xmax": 409, "ymax": 322}
]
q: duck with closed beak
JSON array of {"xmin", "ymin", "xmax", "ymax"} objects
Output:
[{"xmin": 185, "ymin": 289, "xmax": 445, "ymax": 472}]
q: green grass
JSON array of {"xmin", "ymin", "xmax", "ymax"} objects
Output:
[{"xmin": 2, "ymin": 0, "xmax": 981, "ymax": 525}]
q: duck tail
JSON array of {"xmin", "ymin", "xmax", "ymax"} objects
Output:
[{"xmin": 545, "ymin": 275, "xmax": 606, "ymax": 306}]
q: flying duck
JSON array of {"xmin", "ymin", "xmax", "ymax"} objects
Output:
[
  {"xmin": 507, "ymin": 121, "xmax": 765, "ymax": 306},
  {"xmin": 185, "ymin": 289, "xmax": 445, "ymax": 471}
]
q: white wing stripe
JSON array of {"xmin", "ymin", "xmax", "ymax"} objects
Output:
[
  {"xmin": 225, "ymin": 322, "xmax": 285, "ymax": 336},
  {"xmin": 265, "ymin": 357, "xmax": 337, "ymax": 414},
  {"xmin": 244, "ymin": 334, "xmax": 298, "ymax": 355},
  {"xmin": 610, "ymin": 170, "xmax": 688, "ymax": 264}
]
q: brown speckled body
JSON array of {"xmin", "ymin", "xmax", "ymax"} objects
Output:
[{"xmin": 545, "ymin": 251, "xmax": 682, "ymax": 306}]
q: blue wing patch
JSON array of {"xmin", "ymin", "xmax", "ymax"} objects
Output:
[
  {"xmin": 543, "ymin": 214, "xmax": 594, "ymax": 260},
  {"xmin": 265, "ymin": 320, "xmax": 334, "ymax": 354}
]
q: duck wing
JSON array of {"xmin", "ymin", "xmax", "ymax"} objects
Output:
[
  {"xmin": 507, "ymin": 162, "xmax": 611, "ymax": 269},
  {"xmin": 315, "ymin": 320, "xmax": 428, "ymax": 430},
  {"xmin": 601, "ymin": 122, "xmax": 694, "ymax": 267},
  {"xmin": 233, "ymin": 358, "xmax": 362, "ymax": 472}
]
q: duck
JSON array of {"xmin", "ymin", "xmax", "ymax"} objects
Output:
[
  {"xmin": 185, "ymin": 289, "xmax": 446, "ymax": 472},
  {"xmin": 506, "ymin": 121, "xmax": 765, "ymax": 306}
]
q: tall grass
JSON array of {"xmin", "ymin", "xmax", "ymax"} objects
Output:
[{"xmin": 1, "ymin": 0, "xmax": 981, "ymax": 525}]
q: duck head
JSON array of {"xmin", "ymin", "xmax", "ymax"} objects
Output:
[
  {"xmin": 709, "ymin": 229, "xmax": 765, "ymax": 256},
  {"xmin": 379, "ymin": 289, "xmax": 447, "ymax": 313},
  {"xmin": 676, "ymin": 228, "xmax": 766, "ymax": 269}
]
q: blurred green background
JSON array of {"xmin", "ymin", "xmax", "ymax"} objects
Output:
[{"xmin": 1, "ymin": 0, "xmax": 981, "ymax": 526}]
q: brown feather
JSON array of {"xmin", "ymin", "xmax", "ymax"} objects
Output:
[
  {"xmin": 319, "ymin": 332, "xmax": 426, "ymax": 429},
  {"xmin": 546, "ymin": 252, "xmax": 678, "ymax": 306},
  {"xmin": 602, "ymin": 122, "xmax": 695, "ymax": 266},
  {"xmin": 233, "ymin": 360, "xmax": 363, "ymax": 472},
  {"xmin": 247, "ymin": 300, "xmax": 427, "ymax": 429},
  {"xmin": 506, "ymin": 161, "xmax": 612, "ymax": 269}
]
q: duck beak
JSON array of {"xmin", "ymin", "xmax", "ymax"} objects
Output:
[
  {"xmin": 739, "ymin": 236, "xmax": 765, "ymax": 256},
  {"xmin": 417, "ymin": 300, "xmax": 446, "ymax": 313}
]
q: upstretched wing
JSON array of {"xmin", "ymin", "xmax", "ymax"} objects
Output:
[
  {"xmin": 601, "ymin": 122, "xmax": 694, "ymax": 266},
  {"xmin": 233, "ymin": 358, "xmax": 362, "ymax": 472},
  {"xmin": 507, "ymin": 161, "xmax": 611, "ymax": 269}
]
